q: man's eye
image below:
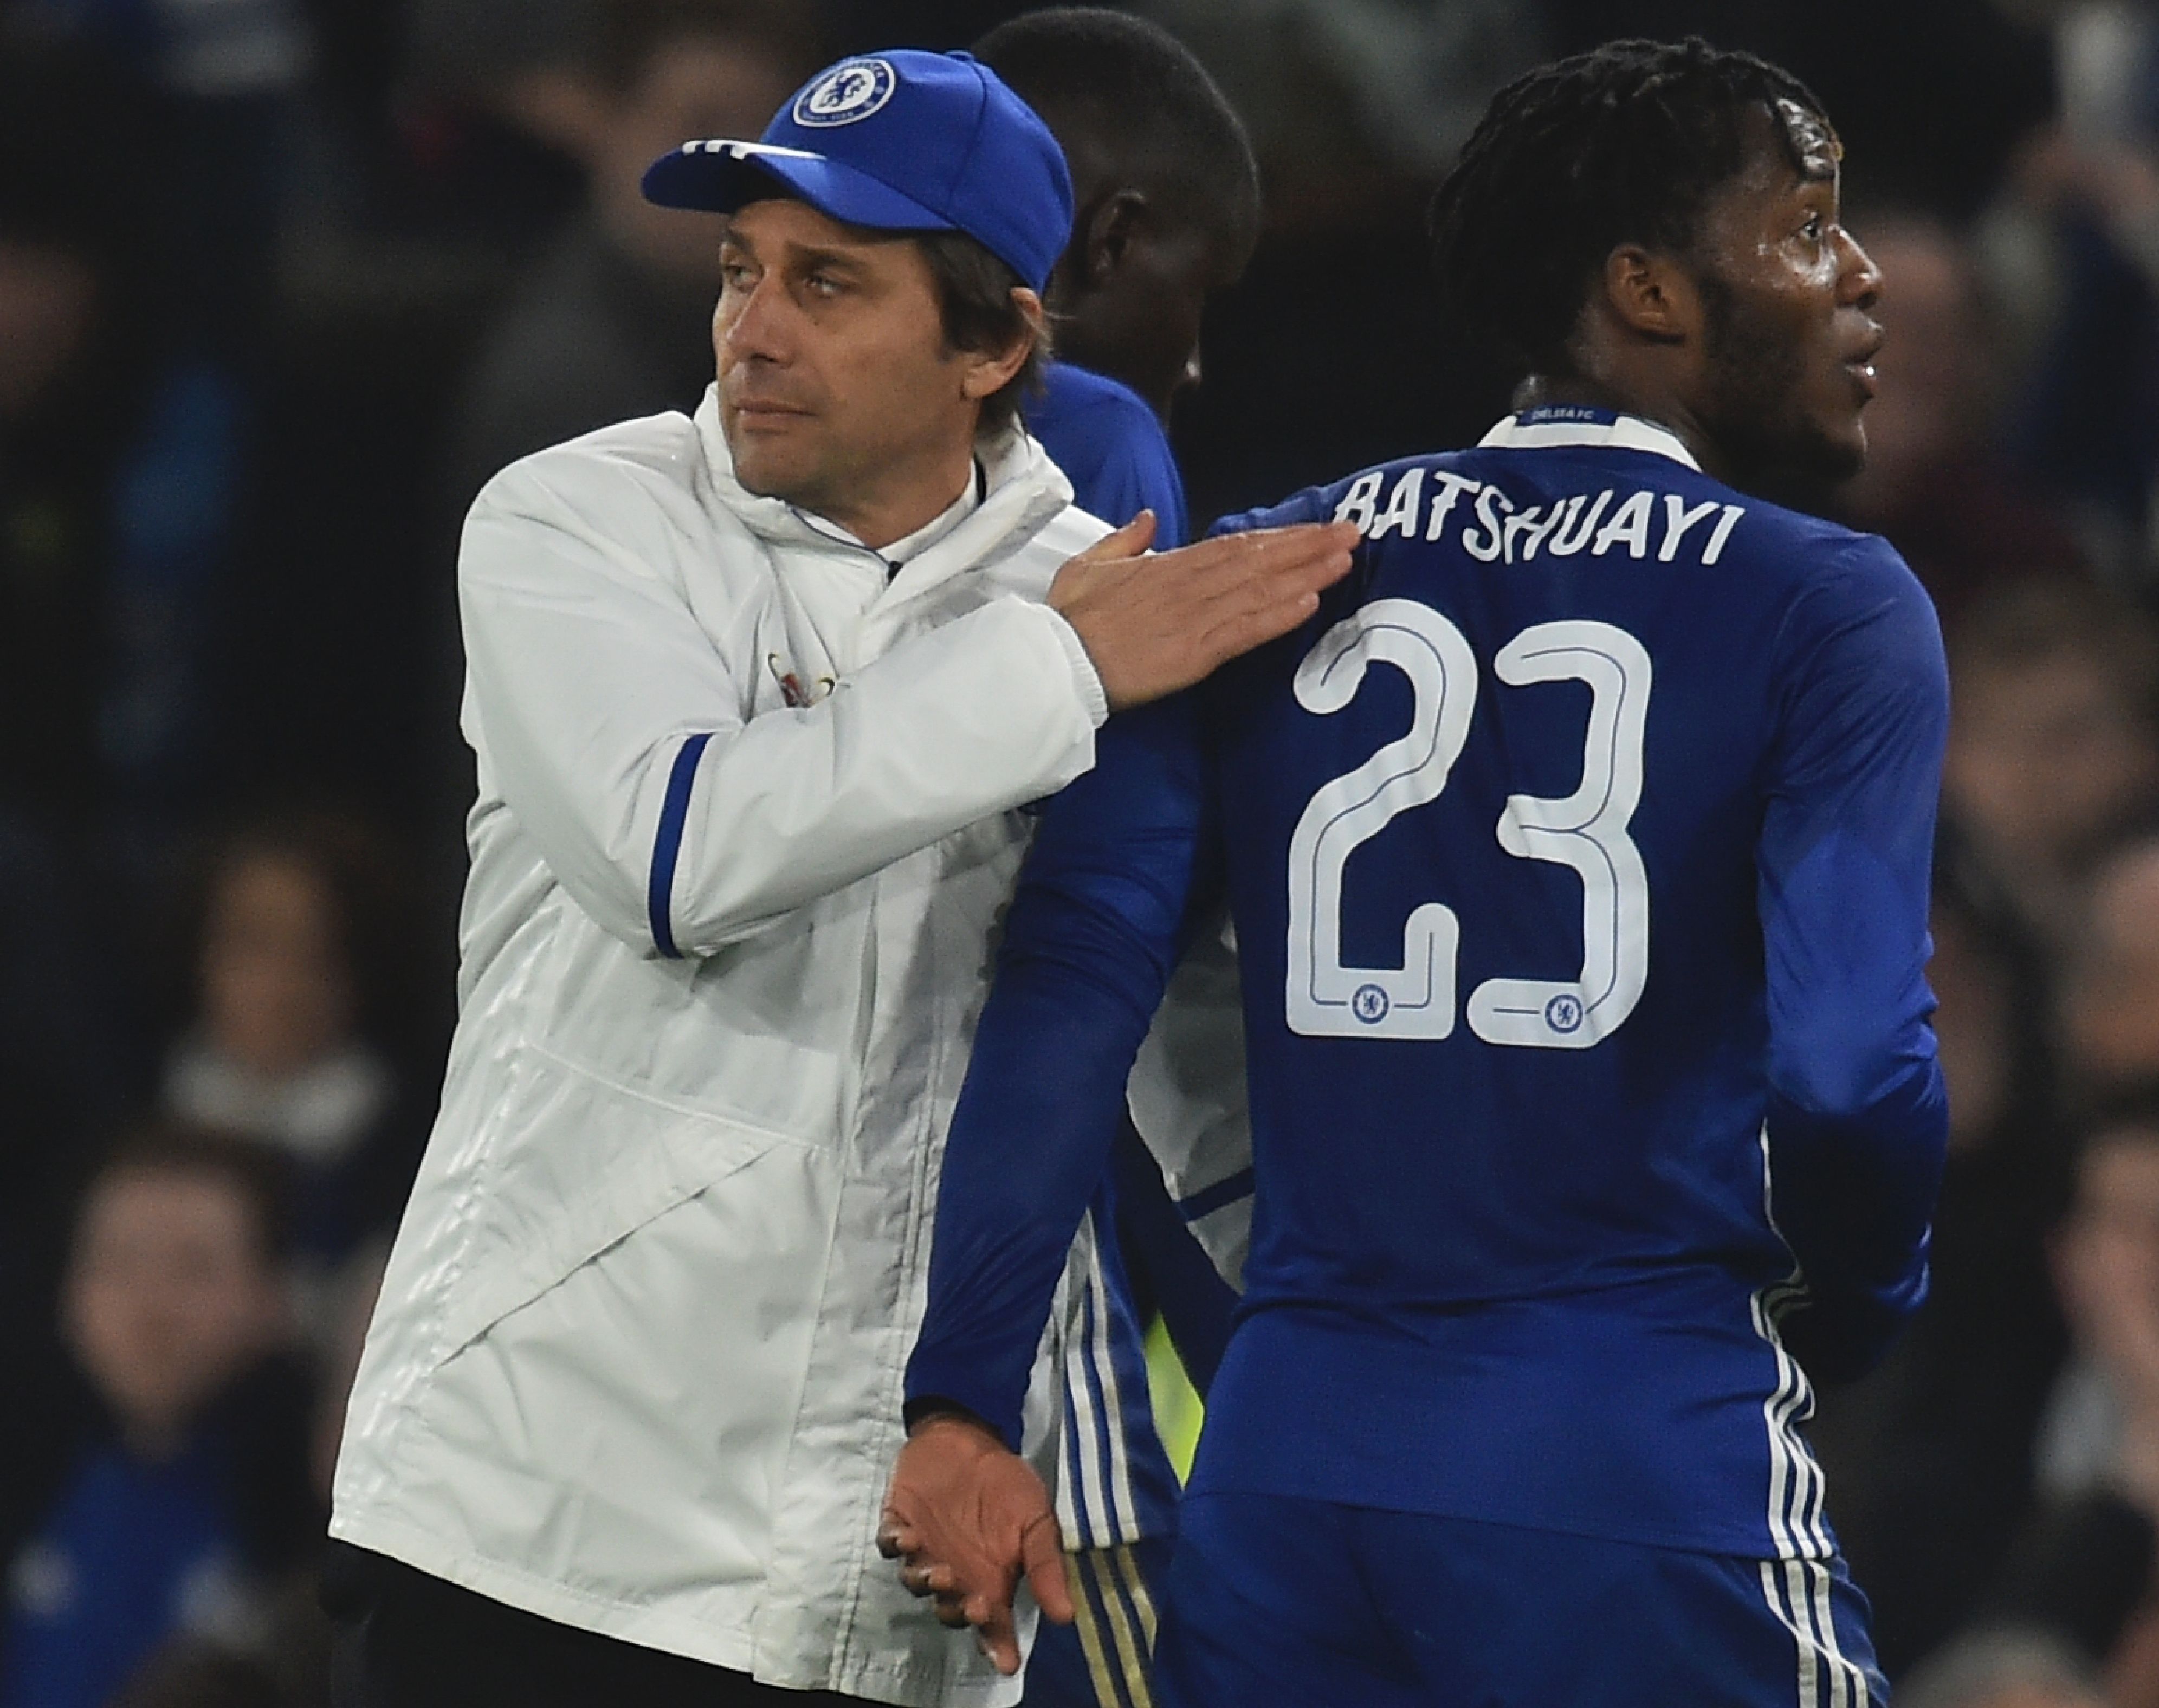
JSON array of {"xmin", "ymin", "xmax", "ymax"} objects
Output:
[
  {"xmin": 720, "ymin": 262, "xmax": 754, "ymax": 289},
  {"xmin": 806, "ymin": 273, "xmax": 843, "ymax": 297},
  {"xmin": 1801, "ymin": 214, "xmax": 1825, "ymax": 241}
]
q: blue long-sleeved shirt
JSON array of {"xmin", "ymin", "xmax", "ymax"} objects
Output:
[
  {"xmin": 909, "ymin": 410, "xmax": 1948, "ymax": 1559},
  {"xmin": 1015, "ymin": 359, "xmax": 1193, "ymax": 1546}
]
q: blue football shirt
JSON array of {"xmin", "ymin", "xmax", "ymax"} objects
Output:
[
  {"xmin": 1, "ymin": 1437, "xmax": 244, "ymax": 1708},
  {"xmin": 1026, "ymin": 363, "xmax": 1190, "ymax": 548},
  {"xmin": 908, "ymin": 408, "xmax": 1949, "ymax": 1561},
  {"xmin": 1016, "ymin": 359, "xmax": 1191, "ymax": 1550}
]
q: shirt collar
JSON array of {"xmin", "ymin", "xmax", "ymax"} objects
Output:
[
  {"xmin": 845, "ymin": 456, "xmax": 987, "ymax": 567},
  {"xmin": 1477, "ymin": 405, "xmax": 1702, "ymax": 471}
]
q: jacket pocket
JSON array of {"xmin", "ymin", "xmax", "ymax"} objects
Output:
[{"xmin": 432, "ymin": 1038, "xmax": 814, "ymax": 1361}]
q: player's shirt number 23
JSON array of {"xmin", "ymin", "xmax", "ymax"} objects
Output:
[{"xmin": 1286, "ymin": 599, "xmax": 1651, "ymax": 1050}]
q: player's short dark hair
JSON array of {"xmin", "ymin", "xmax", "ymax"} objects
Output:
[
  {"xmin": 916, "ymin": 232, "xmax": 1051, "ymax": 438},
  {"xmin": 974, "ymin": 8, "xmax": 1260, "ymax": 260},
  {"xmin": 80, "ymin": 1121, "xmax": 293, "ymax": 1270},
  {"xmin": 595, "ymin": 0, "xmax": 825, "ymax": 94},
  {"xmin": 1427, "ymin": 37, "xmax": 1831, "ymax": 378}
]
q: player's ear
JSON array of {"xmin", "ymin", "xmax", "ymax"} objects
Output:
[
  {"xmin": 959, "ymin": 288, "xmax": 1043, "ymax": 401},
  {"xmin": 1078, "ymin": 190, "xmax": 1147, "ymax": 287},
  {"xmin": 1600, "ymin": 244, "xmax": 1699, "ymax": 346}
]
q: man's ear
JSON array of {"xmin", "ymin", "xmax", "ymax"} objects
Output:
[
  {"xmin": 959, "ymin": 288, "xmax": 1044, "ymax": 402},
  {"xmin": 1075, "ymin": 190, "xmax": 1147, "ymax": 289},
  {"xmin": 1600, "ymin": 243, "xmax": 1701, "ymax": 345}
]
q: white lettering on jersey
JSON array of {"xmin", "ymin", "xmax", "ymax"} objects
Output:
[
  {"xmin": 1287, "ymin": 599, "xmax": 1474, "ymax": 1039},
  {"xmin": 1592, "ymin": 490, "xmax": 1654, "ymax": 558},
  {"xmin": 1659, "ymin": 496, "xmax": 1724, "ymax": 562},
  {"xmin": 1425, "ymin": 471, "xmax": 1481, "ymax": 540},
  {"xmin": 1463, "ymin": 484, "xmax": 1514, "ymax": 562},
  {"xmin": 1333, "ymin": 471, "xmax": 1385, "ymax": 533},
  {"xmin": 1369, "ymin": 468, "xmax": 1425, "ymax": 540},
  {"xmin": 1505, "ymin": 504, "xmax": 1562, "ymax": 562},
  {"xmin": 1546, "ymin": 490, "xmax": 1612, "ymax": 557},
  {"xmin": 1701, "ymin": 504, "xmax": 1746, "ymax": 565},
  {"xmin": 1333, "ymin": 467, "xmax": 1743, "ymax": 567},
  {"xmin": 1425, "ymin": 475, "xmax": 1477, "ymax": 542},
  {"xmin": 1285, "ymin": 605, "xmax": 1653, "ymax": 1048},
  {"xmin": 1465, "ymin": 621, "xmax": 1652, "ymax": 1049}
]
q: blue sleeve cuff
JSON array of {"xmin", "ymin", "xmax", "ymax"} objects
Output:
[{"xmin": 648, "ymin": 732, "xmax": 712, "ymax": 957}]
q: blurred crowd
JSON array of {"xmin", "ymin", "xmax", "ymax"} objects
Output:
[{"xmin": 4, "ymin": 0, "xmax": 2159, "ymax": 1704}]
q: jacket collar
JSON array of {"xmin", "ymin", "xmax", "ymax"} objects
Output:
[
  {"xmin": 1477, "ymin": 406, "xmax": 1702, "ymax": 471},
  {"xmin": 693, "ymin": 386, "xmax": 1076, "ymax": 599}
]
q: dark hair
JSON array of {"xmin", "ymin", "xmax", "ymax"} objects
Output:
[
  {"xmin": 82, "ymin": 1121, "xmax": 293, "ymax": 1269},
  {"xmin": 974, "ymin": 8, "xmax": 1259, "ymax": 258},
  {"xmin": 168, "ymin": 806, "xmax": 438, "ymax": 1068},
  {"xmin": 915, "ymin": 232, "xmax": 1051, "ymax": 437},
  {"xmin": 595, "ymin": 0, "xmax": 825, "ymax": 94},
  {"xmin": 1427, "ymin": 37, "xmax": 1831, "ymax": 378}
]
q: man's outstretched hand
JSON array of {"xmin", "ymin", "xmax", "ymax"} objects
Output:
[
  {"xmin": 1049, "ymin": 513, "xmax": 1360, "ymax": 711},
  {"xmin": 878, "ymin": 1412, "xmax": 1074, "ymax": 1675}
]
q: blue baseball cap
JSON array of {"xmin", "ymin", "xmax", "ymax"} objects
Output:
[{"xmin": 641, "ymin": 49, "xmax": 1074, "ymax": 294}]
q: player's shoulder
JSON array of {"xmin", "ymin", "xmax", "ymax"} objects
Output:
[
  {"xmin": 477, "ymin": 406, "xmax": 706, "ymax": 518},
  {"xmin": 1206, "ymin": 450, "xmax": 1453, "ymax": 538},
  {"xmin": 1027, "ymin": 364, "xmax": 1174, "ymax": 480},
  {"xmin": 1720, "ymin": 493, "xmax": 1932, "ymax": 624},
  {"xmin": 1033, "ymin": 361, "xmax": 1161, "ymax": 431},
  {"xmin": 1705, "ymin": 485, "xmax": 1903, "ymax": 574}
]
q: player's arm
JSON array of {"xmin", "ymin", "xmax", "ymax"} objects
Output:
[
  {"xmin": 1756, "ymin": 535, "xmax": 1950, "ymax": 1383},
  {"xmin": 883, "ymin": 692, "xmax": 1216, "ymax": 1672},
  {"xmin": 461, "ymin": 463, "xmax": 1346, "ymax": 959}
]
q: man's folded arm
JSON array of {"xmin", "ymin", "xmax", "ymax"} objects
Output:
[
  {"xmin": 905, "ymin": 694, "xmax": 1215, "ymax": 1449},
  {"xmin": 460, "ymin": 465, "xmax": 1105, "ymax": 960}
]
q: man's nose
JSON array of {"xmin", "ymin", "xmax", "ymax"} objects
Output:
[
  {"xmin": 721, "ymin": 276, "xmax": 791, "ymax": 360},
  {"xmin": 1838, "ymin": 228, "xmax": 1883, "ymax": 310}
]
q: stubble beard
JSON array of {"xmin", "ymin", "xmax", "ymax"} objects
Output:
[{"xmin": 1696, "ymin": 270, "xmax": 1863, "ymax": 507}]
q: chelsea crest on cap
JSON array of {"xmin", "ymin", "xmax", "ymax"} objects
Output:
[
  {"xmin": 640, "ymin": 49, "xmax": 1074, "ymax": 295},
  {"xmin": 793, "ymin": 59, "xmax": 896, "ymax": 126}
]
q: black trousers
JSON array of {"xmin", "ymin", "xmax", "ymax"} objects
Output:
[{"xmin": 324, "ymin": 1542, "xmax": 861, "ymax": 1707}]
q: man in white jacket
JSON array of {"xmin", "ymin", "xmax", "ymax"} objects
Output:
[{"xmin": 324, "ymin": 46, "xmax": 1352, "ymax": 1708}]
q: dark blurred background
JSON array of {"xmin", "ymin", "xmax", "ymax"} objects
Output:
[{"xmin": 5, "ymin": 2, "xmax": 2159, "ymax": 1705}]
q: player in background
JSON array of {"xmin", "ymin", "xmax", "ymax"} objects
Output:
[
  {"xmin": 883, "ymin": 38, "xmax": 1945, "ymax": 1707},
  {"xmin": 970, "ymin": 15, "xmax": 1260, "ymax": 1706},
  {"xmin": 979, "ymin": 8, "xmax": 1260, "ymax": 545}
]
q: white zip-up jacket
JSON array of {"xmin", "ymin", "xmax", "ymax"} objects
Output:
[{"xmin": 330, "ymin": 388, "xmax": 1112, "ymax": 1706}]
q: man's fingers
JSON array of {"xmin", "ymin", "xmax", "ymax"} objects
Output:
[
  {"xmin": 970, "ymin": 1595, "xmax": 1024, "ymax": 1677},
  {"xmin": 1072, "ymin": 509, "xmax": 1159, "ymax": 565},
  {"xmin": 1167, "ymin": 526, "xmax": 1357, "ymax": 618},
  {"xmin": 1020, "ymin": 1515, "xmax": 1075, "ymax": 1626},
  {"xmin": 1181, "ymin": 517, "xmax": 1357, "ymax": 565},
  {"xmin": 876, "ymin": 1517, "xmax": 915, "ymax": 1560},
  {"xmin": 898, "ymin": 1559, "xmax": 959, "ymax": 1599},
  {"xmin": 1188, "ymin": 586, "xmax": 1328, "ymax": 675},
  {"xmin": 1154, "ymin": 519, "xmax": 1359, "ymax": 584}
]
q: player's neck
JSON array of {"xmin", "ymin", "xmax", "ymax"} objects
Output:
[
  {"xmin": 804, "ymin": 440, "xmax": 981, "ymax": 553},
  {"xmin": 1516, "ymin": 373, "xmax": 1727, "ymax": 485}
]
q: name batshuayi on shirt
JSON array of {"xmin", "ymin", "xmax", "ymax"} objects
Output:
[{"xmin": 1329, "ymin": 462, "xmax": 1747, "ymax": 570}]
